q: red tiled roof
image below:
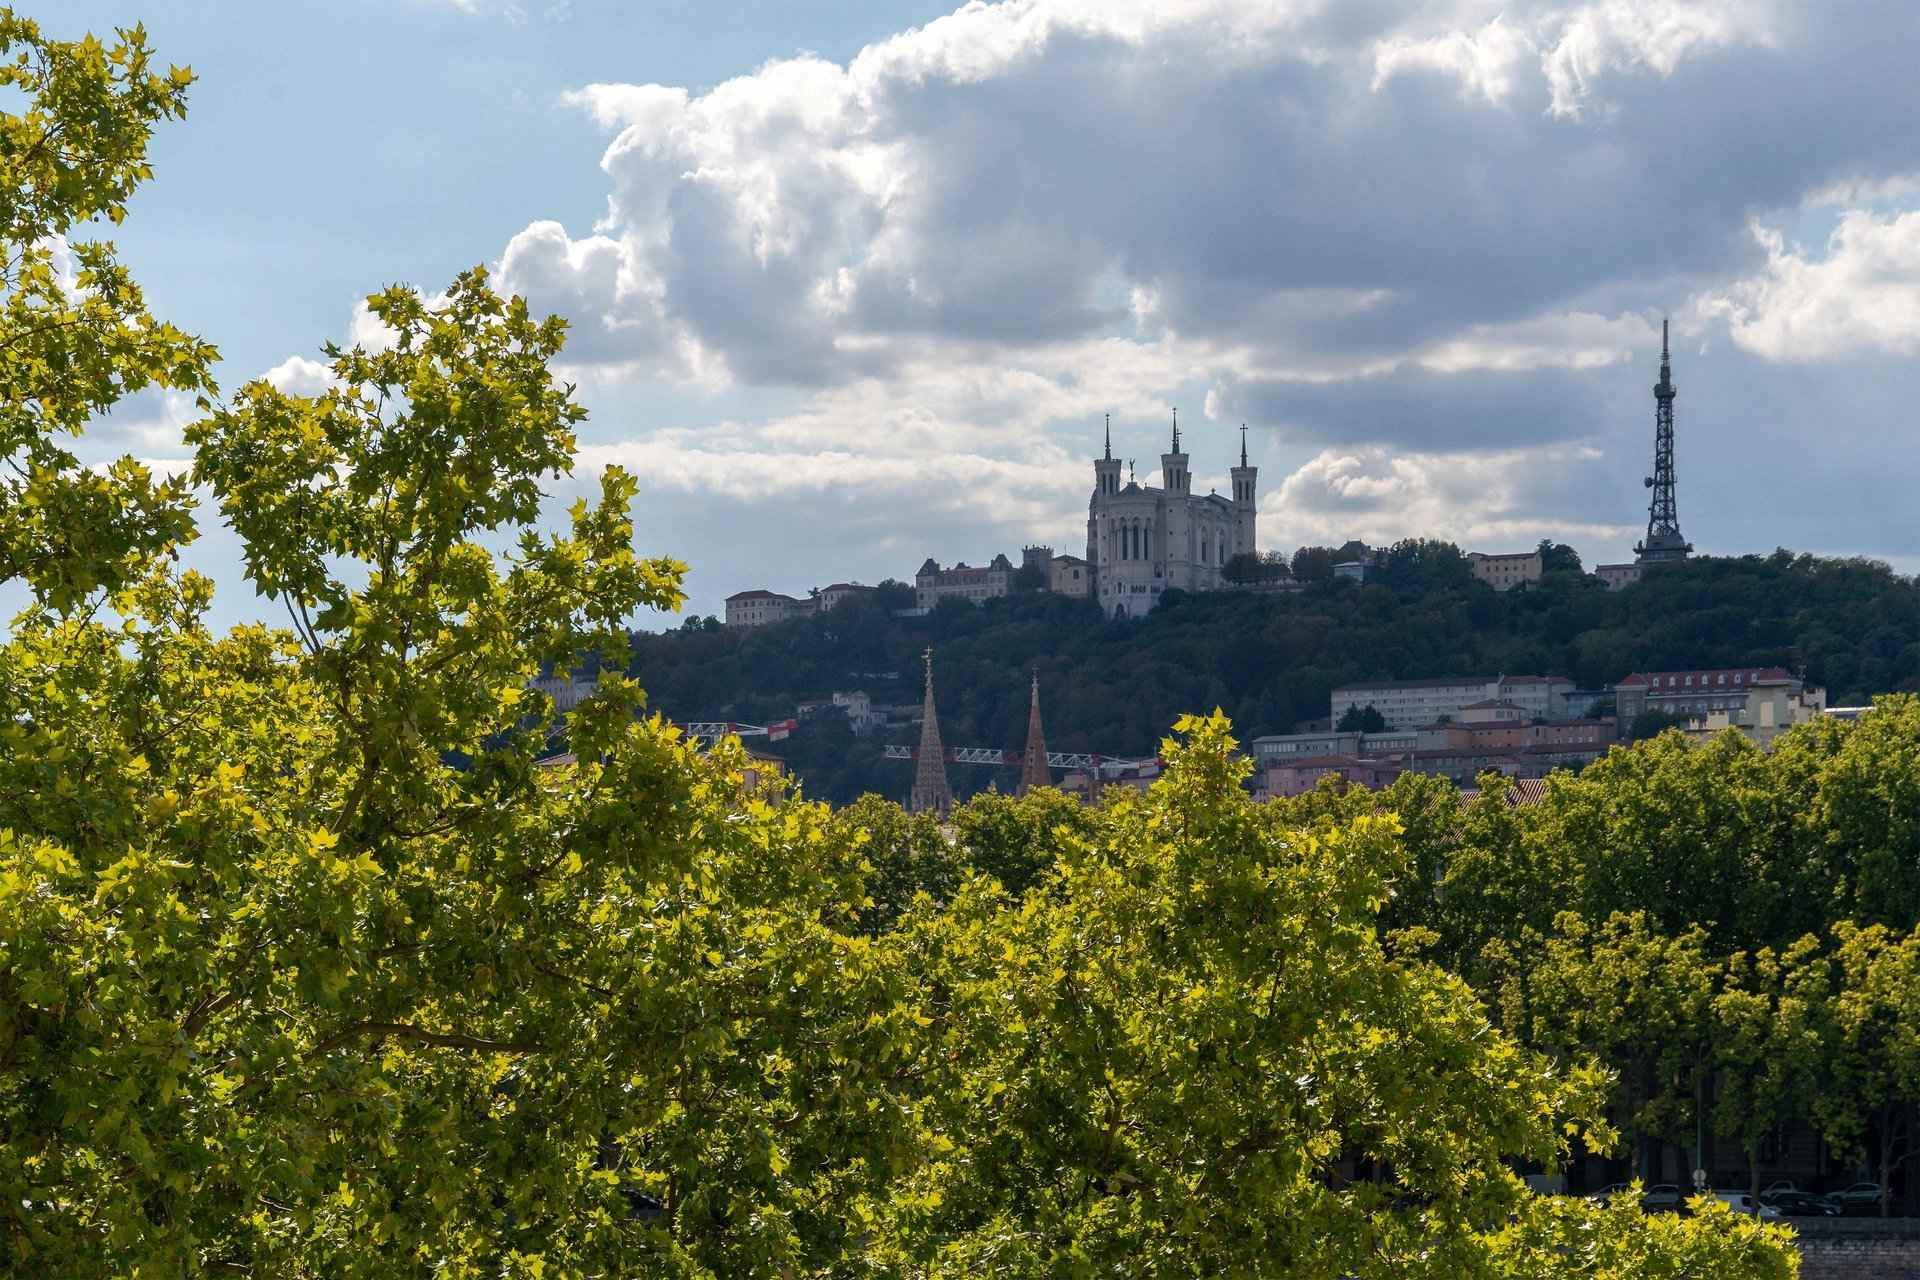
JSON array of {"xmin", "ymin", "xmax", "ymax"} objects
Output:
[{"xmin": 1618, "ymin": 667, "xmax": 1793, "ymax": 688}]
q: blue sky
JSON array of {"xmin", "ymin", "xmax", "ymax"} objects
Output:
[{"xmin": 45, "ymin": 0, "xmax": 1920, "ymax": 630}]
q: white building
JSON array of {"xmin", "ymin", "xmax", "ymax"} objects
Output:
[
  {"xmin": 1087, "ymin": 417, "xmax": 1256, "ymax": 620},
  {"xmin": 1331, "ymin": 674, "xmax": 1575, "ymax": 731}
]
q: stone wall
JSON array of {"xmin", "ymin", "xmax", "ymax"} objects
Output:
[{"xmin": 1794, "ymin": 1219, "xmax": 1920, "ymax": 1280}]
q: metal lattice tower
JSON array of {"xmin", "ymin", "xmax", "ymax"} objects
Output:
[
  {"xmin": 1635, "ymin": 318, "xmax": 1693, "ymax": 565},
  {"xmin": 1017, "ymin": 672, "xmax": 1051, "ymax": 796},
  {"xmin": 910, "ymin": 647, "xmax": 953, "ymax": 817}
]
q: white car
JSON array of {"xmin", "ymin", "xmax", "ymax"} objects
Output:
[{"xmin": 1710, "ymin": 1191, "xmax": 1780, "ymax": 1219}]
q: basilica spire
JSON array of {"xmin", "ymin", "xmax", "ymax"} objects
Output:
[
  {"xmin": 1170, "ymin": 406, "xmax": 1180, "ymax": 454},
  {"xmin": 910, "ymin": 647, "xmax": 953, "ymax": 817},
  {"xmin": 1240, "ymin": 423, "xmax": 1248, "ymax": 468},
  {"xmin": 1017, "ymin": 671, "xmax": 1051, "ymax": 796},
  {"xmin": 1104, "ymin": 412, "xmax": 1112, "ymax": 461}
]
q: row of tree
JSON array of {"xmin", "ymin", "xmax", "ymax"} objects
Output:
[
  {"xmin": 0, "ymin": 19, "xmax": 1794, "ymax": 1272},
  {"xmin": 829, "ymin": 703, "xmax": 1920, "ymax": 1213}
]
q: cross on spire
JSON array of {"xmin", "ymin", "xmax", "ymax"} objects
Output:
[
  {"xmin": 1170, "ymin": 406, "xmax": 1180, "ymax": 454},
  {"xmin": 1104, "ymin": 412, "xmax": 1111, "ymax": 461},
  {"xmin": 1240, "ymin": 423, "xmax": 1248, "ymax": 468}
]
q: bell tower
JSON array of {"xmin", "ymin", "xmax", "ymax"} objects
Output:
[{"xmin": 1229, "ymin": 424, "xmax": 1258, "ymax": 558}]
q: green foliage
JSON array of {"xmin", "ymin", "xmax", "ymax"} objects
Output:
[
  {"xmin": 0, "ymin": 13, "xmax": 217, "ymax": 612},
  {"xmin": 634, "ymin": 545, "xmax": 1920, "ymax": 801},
  {"xmin": 948, "ymin": 786, "xmax": 1098, "ymax": 897},
  {"xmin": 1337, "ymin": 703, "xmax": 1388, "ymax": 733},
  {"xmin": 0, "ymin": 12, "xmax": 1815, "ymax": 1273}
]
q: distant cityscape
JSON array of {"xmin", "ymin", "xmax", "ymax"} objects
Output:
[
  {"xmin": 723, "ymin": 323, "xmax": 1696, "ymax": 630},
  {"xmin": 615, "ymin": 321, "xmax": 1861, "ymax": 814}
]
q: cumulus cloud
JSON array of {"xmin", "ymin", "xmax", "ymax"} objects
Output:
[
  {"xmin": 1706, "ymin": 211, "xmax": 1920, "ymax": 361},
  {"xmin": 1265, "ymin": 444, "xmax": 1638, "ymax": 550},
  {"xmin": 275, "ymin": 0, "xmax": 1920, "ymax": 615}
]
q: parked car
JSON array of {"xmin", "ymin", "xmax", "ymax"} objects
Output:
[
  {"xmin": 1587, "ymin": 1182, "xmax": 1633, "ymax": 1205},
  {"xmin": 1832, "ymin": 1181, "xmax": 1889, "ymax": 1214},
  {"xmin": 1762, "ymin": 1191, "xmax": 1841, "ymax": 1217},
  {"xmin": 1760, "ymin": 1180, "xmax": 1800, "ymax": 1197},
  {"xmin": 1639, "ymin": 1184, "xmax": 1685, "ymax": 1213},
  {"xmin": 1709, "ymin": 1191, "xmax": 1780, "ymax": 1219}
]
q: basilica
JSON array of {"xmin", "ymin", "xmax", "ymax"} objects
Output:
[{"xmin": 1087, "ymin": 415, "xmax": 1258, "ymax": 619}]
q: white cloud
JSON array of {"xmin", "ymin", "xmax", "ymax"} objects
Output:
[
  {"xmin": 1266, "ymin": 444, "xmax": 1636, "ymax": 550},
  {"xmin": 261, "ymin": 355, "xmax": 334, "ymax": 396},
  {"xmin": 1372, "ymin": 17, "xmax": 1534, "ymax": 105},
  {"xmin": 1705, "ymin": 211, "xmax": 1920, "ymax": 361}
]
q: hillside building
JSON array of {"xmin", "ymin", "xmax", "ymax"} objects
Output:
[
  {"xmin": 1088, "ymin": 415, "xmax": 1256, "ymax": 620},
  {"xmin": 1614, "ymin": 667, "xmax": 1806, "ymax": 729},
  {"xmin": 725, "ymin": 589, "xmax": 807, "ymax": 629},
  {"xmin": 1468, "ymin": 550, "xmax": 1543, "ymax": 591},
  {"xmin": 1331, "ymin": 675, "xmax": 1576, "ymax": 732},
  {"xmin": 1594, "ymin": 563, "xmax": 1642, "ymax": 591},
  {"xmin": 916, "ymin": 555, "xmax": 1014, "ymax": 609}
]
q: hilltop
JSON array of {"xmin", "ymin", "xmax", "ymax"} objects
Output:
[{"xmin": 623, "ymin": 549, "xmax": 1920, "ymax": 804}]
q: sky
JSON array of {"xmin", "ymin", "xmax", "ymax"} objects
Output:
[{"xmin": 49, "ymin": 0, "xmax": 1920, "ymax": 630}]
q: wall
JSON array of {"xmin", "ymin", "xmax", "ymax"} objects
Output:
[{"xmin": 1795, "ymin": 1220, "xmax": 1920, "ymax": 1280}]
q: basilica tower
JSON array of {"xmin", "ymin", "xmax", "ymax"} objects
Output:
[{"xmin": 1229, "ymin": 424, "xmax": 1258, "ymax": 559}]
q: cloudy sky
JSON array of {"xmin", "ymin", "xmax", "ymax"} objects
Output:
[{"xmin": 55, "ymin": 0, "xmax": 1920, "ymax": 627}]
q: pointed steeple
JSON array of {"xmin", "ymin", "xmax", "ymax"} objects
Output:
[
  {"xmin": 910, "ymin": 647, "xmax": 953, "ymax": 817},
  {"xmin": 1104, "ymin": 412, "xmax": 1112, "ymax": 461},
  {"xmin": 1017, "ymin": 671, "xmax": 1051, "ymax": 796},
  {"xmin": 1240, "ymin": 423, "xmax": 1248, "ymax": 468},
  {"xmin": 1170, "ymin": 406, "xmax": 1180, "ymax": 454}
]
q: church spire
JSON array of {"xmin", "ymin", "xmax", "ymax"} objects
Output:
[
  {"xmin": 1240, "ymin": 423, "xmax": 1248, "ymax": 468},
  {"xmin": 1104, "ymin": 412, "xmax": 1112, "ymax": 461},
  {"xmin": 1017, "ymin": 671, "xmax": 1051, "ymax": 796},
  {"xmin": 910, "ymin": 647, "xmax": 953, "ymax": 817},
  {"xmin": 1170, "ymin": 406, "xmax": 1180, "ymax": 454}
]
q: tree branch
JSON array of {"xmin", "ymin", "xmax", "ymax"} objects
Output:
[{"xmin": 309, "ymin": 1020, "xmax": 544, "ymax": 1059}]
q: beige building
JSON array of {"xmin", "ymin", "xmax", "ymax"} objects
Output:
[
  {"xmin": 1615, "ymin": 667, "xmax": 1807, "ymax": 730},
  {"xmin": 1049, "ymin": 553, "xmax": 1091, "ymax": 598},
  {"xmin": 814, "ymin": 582, "xmax": 872, "ymax": 612},
  {"xmin": 1594, "ymin": 562, "xmax": 1643, "ymax": 591},
  {"xmin": 1681, "ymin": 679, "xmax": 1827, "ymax": 750},
  {"xmin": 916, "ymin": 555, "xmax": 1014, "ymax": 608},
  {"xmin": 725, "ymin": 589, "xmax": 807, "ymax": 629},
  {"xmin": 1468, "ymin": 550, "xmax": 1543, "ymax": 591}
]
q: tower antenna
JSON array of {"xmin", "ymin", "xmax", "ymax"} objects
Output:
[{"xmin": 1635, "ymin": 316, "xmax": 1692, "ymax": 566}]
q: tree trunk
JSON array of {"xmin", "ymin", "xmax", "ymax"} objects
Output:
[{"xmin": 1881, "ymin": 1105, "xmax": 1895, "ymax": 1219}]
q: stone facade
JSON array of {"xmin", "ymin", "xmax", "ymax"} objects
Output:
[
  {"xmin": 1594, "ymin": 562, "xmax": 1643, "ymax": 590},
  {"xmin": 1795, "ymin": 1221, "xmax": 1920, "ymax": 1280},
  {"xmin": 1468, "ymin": 549, "xmax": 1543, "ymax": 591},
  {"xmin": 1087, "ymin": 417, "xmax": 1256, "ymax": 620},
  {"xmin": 725, "ymin": 589, "xmax": 807, "ymax": 629},
  {"xmin": 916, "ymin": 555, "xmax": 1013, "ymax": 609}
]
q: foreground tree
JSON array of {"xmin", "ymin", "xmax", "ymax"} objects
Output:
[
  {"xmin": 872, "ymin": 718, "xmax": 1794, "ymax": 1277},
  {"xmin": 2, "ymin": 12, "xmax": 1796, "ymax": 1276}
]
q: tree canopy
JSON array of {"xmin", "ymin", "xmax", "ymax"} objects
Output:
[{"xmin": 0, "ymin": 14, "xmax": 1796, "ymax": 1273}]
